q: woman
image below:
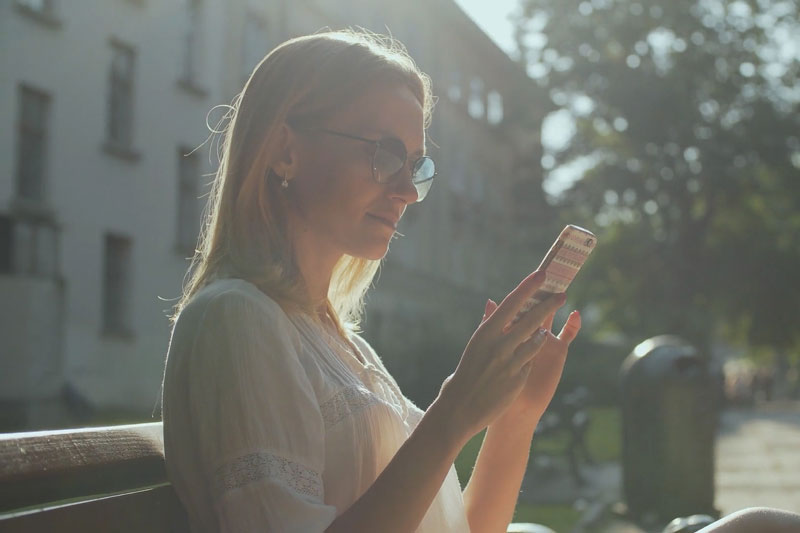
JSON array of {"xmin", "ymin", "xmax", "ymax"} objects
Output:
[
  {"xmin": 162, "ymin": 28, "xmax": 576, "ymax": 532},
  {"xmin": 160, "ymin": 30, "xmax": 799, "ymax": 533}
]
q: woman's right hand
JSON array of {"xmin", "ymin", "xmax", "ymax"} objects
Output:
[{"xmin": 435, "ymin": 270, "xmax": 567, "ymax": 443}]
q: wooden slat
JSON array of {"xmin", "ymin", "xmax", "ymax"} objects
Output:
[
  {"xmin": 0, "ymin": 485, "xmax": 190, "ymax": 533},
  {"xmin": 0, "ymin": 422, "xmax": 168, "ymax": 512}
]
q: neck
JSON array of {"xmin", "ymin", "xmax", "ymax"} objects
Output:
[{"xmin": 286, "ymin": 213, "xmax": 342, "ymax": 319}]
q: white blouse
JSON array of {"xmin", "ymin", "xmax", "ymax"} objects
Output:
[{"xmin": 162, "ymin": 277, "xmax": 470, "ymax": 532}]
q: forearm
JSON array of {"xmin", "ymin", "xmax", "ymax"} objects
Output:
[
  {"xmin": 326, "ymin": 396, "xmax": 468, "ymax": 533},
  {"xmin": 462, "ymin": 406, "xmax": 540, "ymax": 533}
]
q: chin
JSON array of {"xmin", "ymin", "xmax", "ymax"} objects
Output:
[
  {"xmin": 362, "ymin": 244, "xmax": 391, "ymax": 261},
  {"xmin": 348, "ymin": 238, "xmax": 391, "ymax": 261}
]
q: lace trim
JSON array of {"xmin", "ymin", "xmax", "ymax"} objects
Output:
[
  {"xmin": 320, "ymin": 385, "xmax": 381, "ymax": 429},
  {"xmin": 213, "ymin": 451, "xmax": 323, "ymax": 499}
]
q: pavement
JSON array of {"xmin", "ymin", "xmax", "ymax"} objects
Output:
[
  {"xmin": 518, "ymin": 401, "xmax": 800, "ymax": 533},
  {"xmin": 714, "ymin": 401, "xmax": 800, "ymax": 515}
]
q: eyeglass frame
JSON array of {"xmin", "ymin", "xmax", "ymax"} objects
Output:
[{"xmin": 291, "ymin": 125, "xmax": 437, "ymax": 202}]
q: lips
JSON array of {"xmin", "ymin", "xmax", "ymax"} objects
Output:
[{"xmin": 368, "ymin": 213, "xmax": 399, "ymax": 229}]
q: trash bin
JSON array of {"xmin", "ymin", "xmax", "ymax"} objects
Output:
[{"xmin": 620, "ymin": 335, "xmax": 719, "ymax": 522}]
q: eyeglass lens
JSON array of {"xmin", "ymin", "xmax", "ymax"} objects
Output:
[{"xmin": 373, "ymin": 140, "xmax": 434, "ymax": 182}]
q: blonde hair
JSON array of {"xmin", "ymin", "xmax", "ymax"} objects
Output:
[{"xmin": 169, "ymin": 29, "xmax": 434, "ymax": 339}]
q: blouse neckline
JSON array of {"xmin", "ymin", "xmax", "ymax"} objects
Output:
[{"xmin": 206, "ymin": 276, "xmax": 411, "ymax": 424}]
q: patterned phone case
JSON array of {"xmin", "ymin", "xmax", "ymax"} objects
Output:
[{"xmin": 510, "ymin": 224, "xmax": 597, "ymax": 326}]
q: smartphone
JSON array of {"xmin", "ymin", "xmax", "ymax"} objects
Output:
[{"xmin": 510, "ymin": 224, "xmax": 597, "ymax": 326}]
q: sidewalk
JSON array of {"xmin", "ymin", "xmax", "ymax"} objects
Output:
[
  {"xmin": 520, "ymin": 401, "xmax": 800, "ymax": 532},
  {"xmin": 714, "ymin": 401, "xmax": 800, "ymax": 515},
  {"xmin": 599, "ymin": 401, "xmax": 800, "ymax": 532}
]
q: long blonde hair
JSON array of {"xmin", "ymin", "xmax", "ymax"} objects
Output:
[{"xmin": 169, "ymin": 29, "xmax": 434, "ymax": 339}]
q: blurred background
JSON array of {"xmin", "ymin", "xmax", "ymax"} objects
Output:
[{"xmin": 1, "ymin": 0, "xmax": 798, "ymax": 530}]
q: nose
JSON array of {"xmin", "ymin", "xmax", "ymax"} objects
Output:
[{"xmin": 389, "ymin": 166, "xmax": 419, "ymax": 204}]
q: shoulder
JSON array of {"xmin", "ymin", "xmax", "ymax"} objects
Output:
[
  {"xmin": 187, "ymin": 277, "xmax": 286, "ymax": 316},
  {"xmin": 177, "ymin": 278, "xmax": 299, "ymax": 343}
]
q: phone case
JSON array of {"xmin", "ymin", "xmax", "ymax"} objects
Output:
[{"xmin": 510, "ymin": 224, "xmax": 597, "ymax": 326}]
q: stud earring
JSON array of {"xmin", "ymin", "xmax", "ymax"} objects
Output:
[{"xmin": 281, "ymin": 176, "xmax": 289, "ymax": 188}]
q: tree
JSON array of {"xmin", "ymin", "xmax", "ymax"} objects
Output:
[{"xmin": 512, "ymin": 0, "xmax": 800, "ymax": 358}]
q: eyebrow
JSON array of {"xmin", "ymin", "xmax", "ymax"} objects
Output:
[{"xmin": 363, "ymin": 129, "xmax": 425, "ymax": 158}]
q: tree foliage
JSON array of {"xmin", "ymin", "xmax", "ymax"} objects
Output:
[{"xmin": 512, "ymin": 0, "xmax": 800, "ymax": 356}]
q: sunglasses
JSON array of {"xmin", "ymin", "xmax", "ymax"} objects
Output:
[{"xmin": 304, "ymin": 127, "xmax": 437, "ymax": 202}]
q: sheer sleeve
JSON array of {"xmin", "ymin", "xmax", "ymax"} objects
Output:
[{"xmin": 186, "ymin": 288, "xmax": 337, "ymax": 532}]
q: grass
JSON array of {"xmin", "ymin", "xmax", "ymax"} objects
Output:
[
  {"xmin": 583, "ymin": 406, "xmax": 621, "ymax": 462},
  {"xmin": 513, "ymin": 502, "xmax": 582, "ymax": 531},
  {"xmin": 454, "ymin": 406, "xmax": 622, "ymax": 531},
  {"xmin": 529, "ymin": 406, "xmax": 622, "ymax": 463},
  {"xmin": 455, "ymin": 406, "xmax": 622, "ymax": 485}
]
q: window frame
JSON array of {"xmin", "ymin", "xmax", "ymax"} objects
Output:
[
  {"xmin": 103, "ymin": 37, "xmax": 140, "ymax": 161},
  {"xmin": 101, "ymin": 233, "xmax": 134, "ymax": 339},
  {"xmin": 15, "ymin": 84, "xmax": 51, "ymax": 205}
]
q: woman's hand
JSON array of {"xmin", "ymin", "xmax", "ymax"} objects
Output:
[
  {"xmin": 482, "ymin": 300, "xmax": 581, "ymax": 418},
  {"xmin": 434, "ymin": 270, "xmax": 567, "ymax": 444}
]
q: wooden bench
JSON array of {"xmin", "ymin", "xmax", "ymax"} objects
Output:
[
  {"xmin": 0, "ymin": 422, "xmax": 189, "ymax": 532},
  {"xmin": 0, "ymin": 422, "xmax": 553, "ymax": 532}
]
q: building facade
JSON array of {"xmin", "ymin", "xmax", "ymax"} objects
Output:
[{"xmin": 0, "ymin": 0, "xmax": 548, "ymax": 430}]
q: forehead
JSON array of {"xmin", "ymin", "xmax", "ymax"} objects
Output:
[{"xmin": 328, "ymin": 82, "xmax": 425, "ymax": 150}]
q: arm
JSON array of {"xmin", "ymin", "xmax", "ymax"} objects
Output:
[
  {"xmin": 326, "ymin": 393, "xmax": 469, "ymax": 533},
  {"xmin": 461, "ymin": 302, "xmax": 582, "ymax": 533},
  {"xmin": 462, "ymin": 404, "xmax": 540, "ymax": 533},
  {"xmin": 328, "ymin": 273, "xmax": 568, "ymax": 533}
]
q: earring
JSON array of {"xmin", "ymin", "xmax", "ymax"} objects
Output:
[{"xmin": 269, "ymin": 168, "xmax": 289, "ymax": 188}]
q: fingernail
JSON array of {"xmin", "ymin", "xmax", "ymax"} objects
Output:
[{"xmin": 484, "ymin": 299, "xmax": 491, "ymax": 315}]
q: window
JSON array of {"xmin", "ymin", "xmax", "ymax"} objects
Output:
[
  {"xmin": 180, "ymin": 0, "xmax": 203, "ymax": 88},
  {"xmin": 107, "ymin": 40, "xmax": 136, "ymax": 148},
  {"xmin": 176, "ymin": 148, "xmax": 202, "ymax": 253},
  {"xmin": 0, "ymin": 215, "xmax": 12, "ymax": 274},
  {"xmin": 487, "ymin": 90, "xmax": 504, "ymax": 125},
  {"xmin": 16, "ymin": 85, "xmax": 51, "ymax": 203},
  {"xmin": 15, "ymin": 0, "xmax": 60, "ymax": 27},
  {"xmin": 242, "ymin": 12, "xmax": 268, "ymax": 81},
  {"xmin": 468, "ymin": 77, "xmax": 484, "ymax": 119},
  {"xmin": 447, "ymin": 70, "xmax": 462, "ymax": 102},
  {"xmin": 17, "ymin": 0, "xmax": 54, "ymax": 13},
  {"xmin": 102, "ymin": 234, "xmax": 133, "ymax": 336},
  {"xmin": 0, "ymin": 214, "xmax": 58, "ymax": 277}
]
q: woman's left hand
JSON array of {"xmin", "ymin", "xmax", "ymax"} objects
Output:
[{"xmin": 481, "ymin": 299, "xmax": 581, "ymax": 418}]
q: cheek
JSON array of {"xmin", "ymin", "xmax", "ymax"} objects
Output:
[{"xmin": 296, "ymin": 154, "xmax": 375, "ymax": 220}]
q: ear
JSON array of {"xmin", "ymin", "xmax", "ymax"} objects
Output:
[{"xmin": 270, "ymin": 122, "xmax": 303, "ymax": 183}]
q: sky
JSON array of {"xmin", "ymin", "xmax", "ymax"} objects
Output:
[{"xmin": 452, "ymin": 0, "xmax": 520, "ymax": 56}]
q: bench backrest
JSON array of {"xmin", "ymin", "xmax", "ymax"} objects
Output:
[{"xmin": 0, "ymin": 422, "xmax": 190, "ymax": 532}]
